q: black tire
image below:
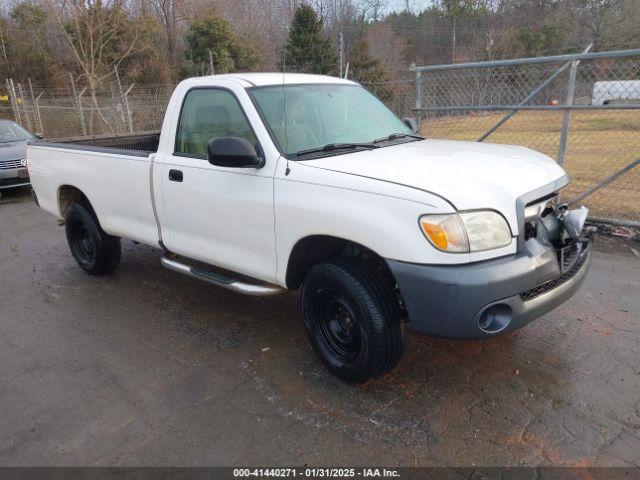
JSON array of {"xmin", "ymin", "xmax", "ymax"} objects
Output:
[
  {"xmin": 300, "ymin": 258, "xmax": 403, "ymax": 384},
  {"xmin": 65, "ymin": 202, "xmax": 121, "ymax": 275}
]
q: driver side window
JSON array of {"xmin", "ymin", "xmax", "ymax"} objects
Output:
[{"xmin": 175, "ymin": 88, "xmax": 257, "ymax": 157}]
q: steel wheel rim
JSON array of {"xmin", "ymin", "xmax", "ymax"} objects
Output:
[
  {"xmin": 315, "ymin": 287, "xmax": 361, "ymax": 363},
  {"xmin": 71, "ymin": 222, "xmax": 95, "ymax": 264}
]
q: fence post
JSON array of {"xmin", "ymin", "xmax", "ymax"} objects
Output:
[
  {"xmin": 28, "ymin": 78, "xmax": 43, "ymax": 134},
  {"xmin": 5, "ymin": 78, "xmax": 13, "ymax": 121},
  {"xmin": 556, "ymin": 44, "xmax": 592, "ymax": 165},
  {"xmin": 17, "ymin": 82, "xmax": 34, "ymax": 132},
  {"xmin": 115, "ymin": 68, "xmax": 134, "ymax": 133},
  {"xmin": 69, "ymin": 73, "xmax": 79, "ymax": 114},
  {"xmin": 339, "ymin": 31, "xmax": 344, "ymax": 78},
  {"xmin": 78, "ymin": 87, "xmax": 87, "ymax": 136},
  {"xmin": 115, "ymin": 68, "xmax": 125, "ymax": 130},
  {"xmin": 124, "ymin": 84, "xmax": 134, "ymax": 133},
  {"xmin": 414, "ymin": 68, "xmax": 422, "ymax": 130},
  {"xmin": 69, "ymin": 73, "xmax": 88, "ymax": 135},
  {"xmin": 7, "ymin": 78, "xmax": 22, "ymax": 124}
]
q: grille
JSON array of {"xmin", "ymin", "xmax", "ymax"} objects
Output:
[
  {"xmin": 559, "ymin": 242, "xmax": 582, "ymax": 272},
  {"xmin": 0, "ymin": 159, "xmax": 25, "ymax": 170},
  {"xmin": 520, "ymin": 246, "xmax": 589, "ymax": 302}
]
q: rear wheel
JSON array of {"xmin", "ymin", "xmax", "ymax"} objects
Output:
[
  {"xmin": 300, "ymin": 258, "xmax": 403, "ymax": 384},
  {"xmin": 65, "ymin": 203, "xmax": 121, "ymax": 275}
]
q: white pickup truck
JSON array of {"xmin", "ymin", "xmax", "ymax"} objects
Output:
[{"xmin": 28, "ymin": 73, "xmax": 591, "ymax": 383}]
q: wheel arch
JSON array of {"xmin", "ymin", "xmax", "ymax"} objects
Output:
[
  {"xmin": 284, "ymin": 235, "xmax": 399, "ymax": 294},
  {"xmin": 57, "ymin": 185, "xmax": 97, "ymax": 219}
]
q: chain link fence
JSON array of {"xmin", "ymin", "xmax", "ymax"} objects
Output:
[
  {"xmin": 1, "ymin": 76, "xmax": 413, "ymax": 139},
  {"xmin": 2, "ymin": 76, "xmax": 174, "ymax": 139},
  {"xmin": 413, "ymin": 48, "xmax": 640, "ymax": 225},
  {"xmin": 2, "ymin": 49, "xmax": 639, "ymax": 226}
]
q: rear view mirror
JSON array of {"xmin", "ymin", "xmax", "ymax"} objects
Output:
[
  {"xmin": 402, "ymin": 117, "xmax": 419, "ymax": 133},
  {"xmin": 207, "ymin": 137, "xmax": 263, "ymax": 168}
]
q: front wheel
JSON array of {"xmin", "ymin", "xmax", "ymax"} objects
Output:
[
  {"xmin": 300, "ymin": 258, "xmax": 403, "ymax": 384},
  {"xmin": 65, "ymin": 202, "xmax": 121, "ymax": 275}
]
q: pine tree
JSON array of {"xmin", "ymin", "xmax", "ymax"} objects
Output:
[
  {"xmin": 348, "ymin": 38, "xmax": 394, "ymax": 101},
  {"xmin": 280, "ymin": 4, "xmax": 337, "ymax": 75},
  {"xmin": 184, "ymin": 15, "xmax": 259, "ymax": 75}
]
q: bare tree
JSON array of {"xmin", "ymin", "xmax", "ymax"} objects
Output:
[
  {"xmin": 568, "ymin": 0, "xmax": 640, "ymax": 49},
  {"xmin": 146, "ymin": 0, "xmax": 182, "ymax": 64},
  {"xmin": 47, "ymin": 0, "xmax": 143, "ymax": 132},
  {"xmin": 439, "ymin": 0, "xmax": 486, "ymax": 62},
  {"xmin": 362, "ymin": 0, "xmax": 387, "ymax": 22}
]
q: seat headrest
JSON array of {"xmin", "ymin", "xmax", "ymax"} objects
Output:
[
  {"xmin": 194, "ymin": 105, "xmax": 231, "ymax": 127},
  {"xmin": 286, "ymin": 96, "xmax": 306, "ymax": 123}
]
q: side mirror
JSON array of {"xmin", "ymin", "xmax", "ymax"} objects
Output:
[
  {"xmin": 35, "ymin": 133, "xmax": 44, "ymax": 139},
  {"xmin": 402, "ymin": 117, "xmax": 419, "ymax": 134},
  {"xmin": 207, "ymin": 137, "xmax": 263, "ymax": 168}
]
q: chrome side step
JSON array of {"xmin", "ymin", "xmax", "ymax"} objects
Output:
[{"xmin": 161, "ymin": 256, "xmax": 283, "ymax": 296}]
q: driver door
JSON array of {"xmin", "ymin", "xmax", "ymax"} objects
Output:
[{"xmin": 160, "ymin": 87, "xmax": 276, "ymax": 283}]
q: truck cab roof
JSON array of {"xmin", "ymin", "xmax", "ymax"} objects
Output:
[{"xmin": 180, "ymin": 72, "xmax": 357, "ymax": 88}]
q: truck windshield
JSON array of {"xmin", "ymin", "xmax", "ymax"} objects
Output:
[
  {"xmin": 0, "ymin": 121, "xmax": 32, "ymax": 143},
  {"xmin": 250, "ymin": 84, "xmax": 415, "ymax": 157}
]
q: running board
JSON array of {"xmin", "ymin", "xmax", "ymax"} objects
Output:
[{"xmin": 161, "ymin": 256, "xmax": 283, "ymax": 296}]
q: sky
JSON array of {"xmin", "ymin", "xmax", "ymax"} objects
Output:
[{"xmin": 382, "ymin": 0, "xmax": 434, "ymax": 14}]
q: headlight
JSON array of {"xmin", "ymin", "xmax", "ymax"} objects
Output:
[
  {"xmin": 419, "ymin": 211, "xmax": 512, "ymax": 253},
  {"xmin": 19, "ymin": 158, "xmax": 27, "ymax": 167},
  {"xmin": 459, "ymin": 211, "xmax": 512, "ymax": 251}
]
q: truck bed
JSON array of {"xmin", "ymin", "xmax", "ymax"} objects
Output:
[
  {"xmin": 31, "ymin": 131, "xmax": 160, "ymax": 156},
  {"xmin": 27, "ymin": 130, "xmax": 161, "ymax": 247}
]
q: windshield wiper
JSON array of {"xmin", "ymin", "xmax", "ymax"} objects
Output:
[
  {"xmin": 373, "ymin": 132, "xmax": 424, "ymax": 143},
  {"xmin": 296, "ymin": 142, "xmax": 380, "ymax": 157}
]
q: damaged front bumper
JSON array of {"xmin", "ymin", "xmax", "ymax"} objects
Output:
[
  {"xmin": 387, "ymin": 237, "xmax": 591, "ymax": 339},
  {"xmin": 387, "ymin": 201, "xmax": 592, "ymax": 339}
]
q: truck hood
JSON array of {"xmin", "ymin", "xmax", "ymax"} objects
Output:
[{"xmin": 307, "ymin": 139, "xmax": 567, "ymax": 231}]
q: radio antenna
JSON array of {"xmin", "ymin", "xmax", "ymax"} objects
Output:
[{"xmin": 282, "ymin": 48, "xmax": 290, "ymax": 176}]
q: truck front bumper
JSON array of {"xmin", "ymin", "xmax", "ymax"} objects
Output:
[{"xmin": 386, "ymin": 237, "xmax": 591, "ymax": 339}]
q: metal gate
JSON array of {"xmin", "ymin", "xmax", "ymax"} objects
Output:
[{"xmin": 411, "ymin": 48, "xmax": 640, "ymax": 227}]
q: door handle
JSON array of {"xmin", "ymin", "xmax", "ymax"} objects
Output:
[{"xmin": 169, "ymin": 169, "xmax": 183, "ymax": 182}]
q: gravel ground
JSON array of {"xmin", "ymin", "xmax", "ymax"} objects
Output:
[{"xmin": 1, "ymin": 187, "xmax": 639, "ymax": 467}]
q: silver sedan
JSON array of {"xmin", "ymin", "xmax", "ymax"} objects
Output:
[{"xmin": 0, "ymin": 120, "xmax": 34, "ymax": 190}]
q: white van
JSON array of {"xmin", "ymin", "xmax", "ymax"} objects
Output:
[{"xmin": 592, "ymin": 80, "xmax": 640, "ymax": 105}]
